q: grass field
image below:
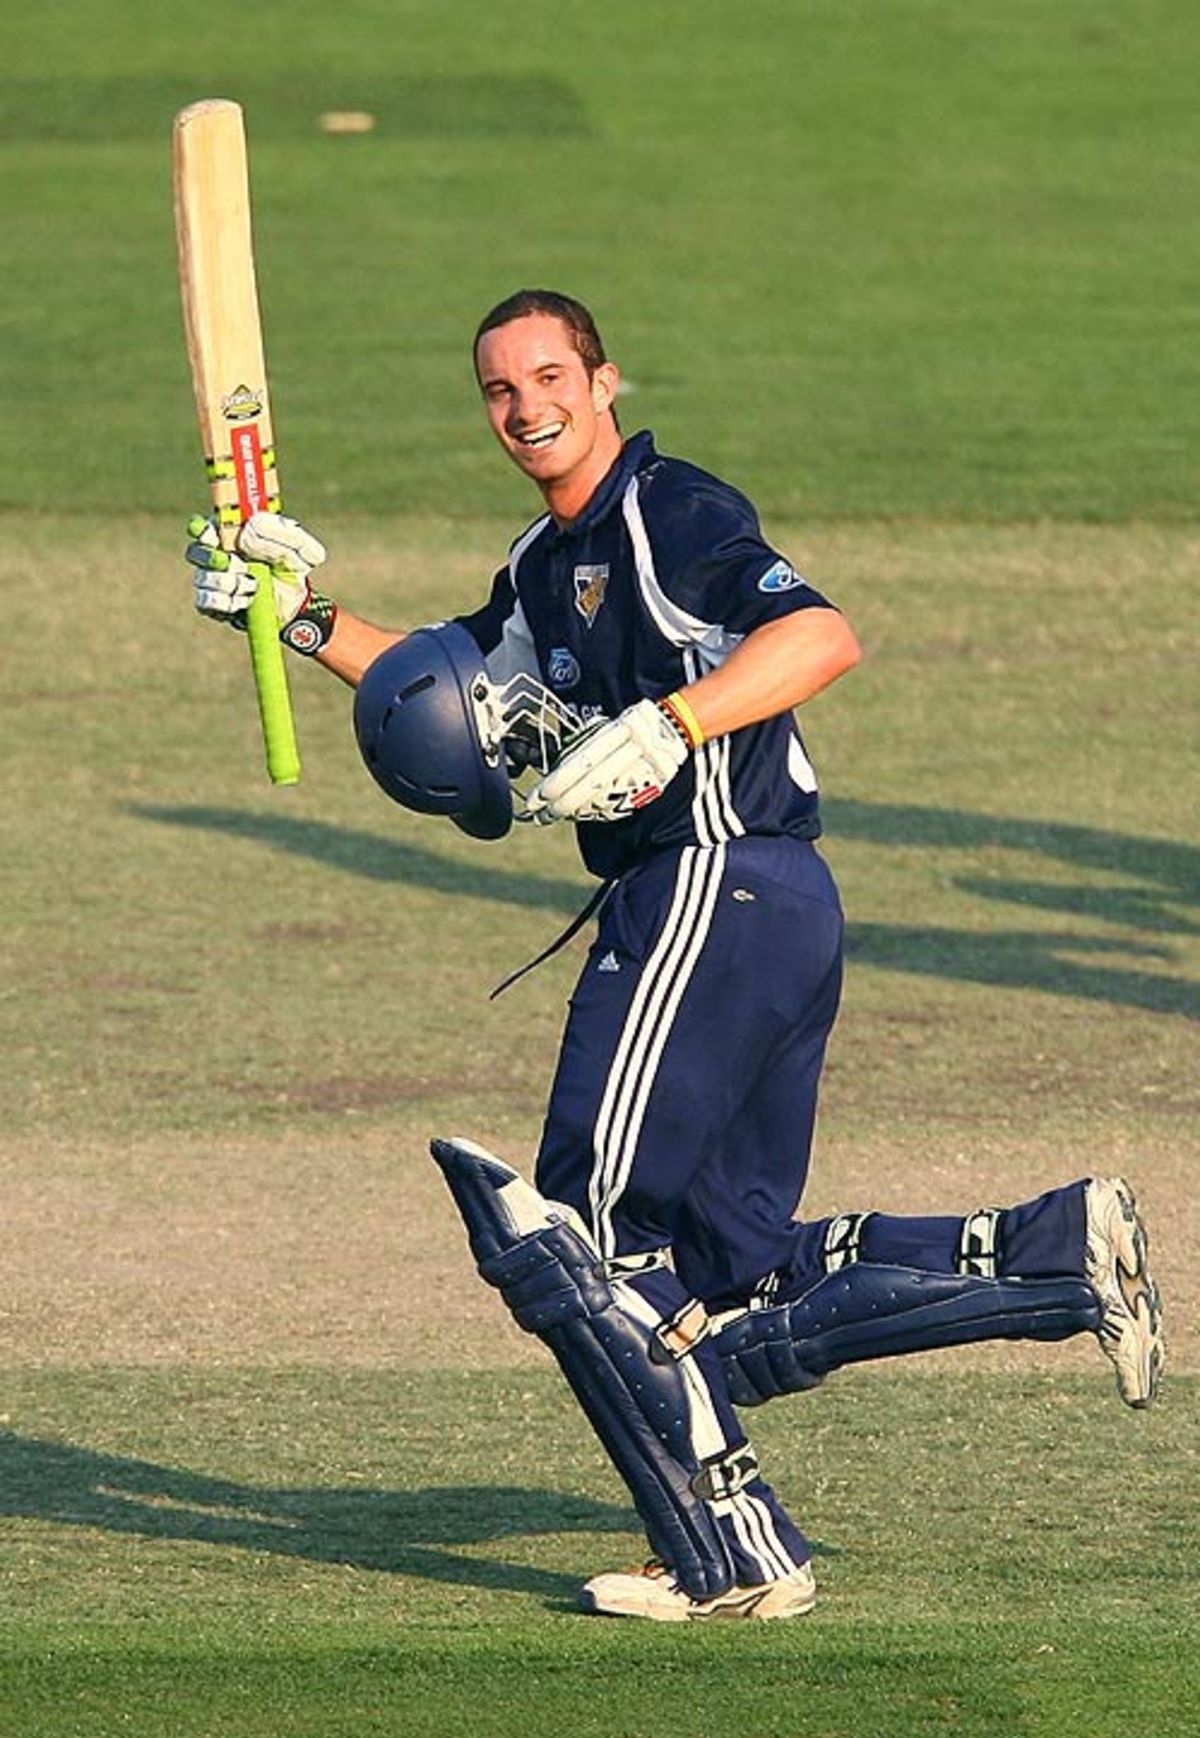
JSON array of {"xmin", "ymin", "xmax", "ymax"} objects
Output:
[
  {"xmin": 4, "ymin": 0, "xmax": 1199, "ymax": 524},
  {"xmin": 2, "ymin": 3, "xmax": 1198, "ymax": 1734},
  {"xmin": 1, "ymin": 1370, "xmax": 1195, "ymax": 1737}
]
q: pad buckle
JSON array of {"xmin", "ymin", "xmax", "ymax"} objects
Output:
[
  {"xmin": 691, "ymin": 1445, "xmax": 760, "ymax": 1503},
  {"xmin": 651, "ymin": 1298, "xmax": 711, "ymax": 1363}
]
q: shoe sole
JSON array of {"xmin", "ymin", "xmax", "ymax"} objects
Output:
[
  {"xmin": 1093, "ymin": 1180, "xmax": 1165, "ymax": 1409},
  {"xmin": 580, "ymin": 1578, "xmax": 816, "ymax": 1622}
]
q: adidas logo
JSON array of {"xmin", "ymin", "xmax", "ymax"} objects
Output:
[{"xmin": 597, "ymin": 951, "xmax": 621, "ymax": 973}]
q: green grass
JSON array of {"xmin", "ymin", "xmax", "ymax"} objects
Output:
[
  {"xmin": 2, "ymin": 0, "xmax": 1198, "ymax": 523},
  {"xmin": 4, "ymin": 516, "xmax": 1195, "ymax": 1146},
  {"xmin": 2, "ymin": 1370, "xmax": 1196, "ymax": 1736}
]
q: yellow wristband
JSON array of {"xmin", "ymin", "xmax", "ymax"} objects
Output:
[{"xmin": 658, "ymin": 690, "xmax": 706, "ymax": 750}]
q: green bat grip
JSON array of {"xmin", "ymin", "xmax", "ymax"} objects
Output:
[{"xmin": 245, "ymin": 581, "xmax": 301, "ymax": 785}]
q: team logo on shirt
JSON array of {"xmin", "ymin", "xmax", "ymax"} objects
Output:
[
  {"xmin": 758, "ymin": 558, "xmax": 804, "ymax": 593},
  {"xmin": 573, "ymin": 564, "xmax": 610, "ymax": 626},
  {"xmin": 547, "ymin": 646, "xmax": 581, "ymax": 688}
]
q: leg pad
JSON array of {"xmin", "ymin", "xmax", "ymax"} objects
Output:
[
  {"xmin": 715, "ymin": 1263, "xmax": 1100, "ymax": 1406},
  {"xmin": 430, "ymin": 1137, "xmax": 735, "ymax": 1600}
]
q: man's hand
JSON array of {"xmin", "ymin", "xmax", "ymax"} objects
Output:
[
  {"xmin": 236, "ymin": 512, "xmax": 327, "ymax": 593},
  {"xmin": 522, "ymin": 698, "xmax": 692, "ymax": 824},
  {"xmin": 187, "ymin": 512, "xmax": 327, "ymax": 629}
]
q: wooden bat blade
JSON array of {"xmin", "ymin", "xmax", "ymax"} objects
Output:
[{"xmin": 174, "ymin": 98, "xmax": 300, "ymax": 786}]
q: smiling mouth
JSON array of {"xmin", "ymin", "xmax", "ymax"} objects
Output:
[{"xmin": 515, "ymin": 421, "xmax": 566, "ymax": 451}]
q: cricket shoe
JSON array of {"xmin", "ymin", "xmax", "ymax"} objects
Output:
[
  {"xmin": 1084, "ymin": 1176, "xmax": 1164, "ymax": 1409},
  {"xmin": 580, "ymin": 1558, "xmax": 816, "ymax": 1622}
]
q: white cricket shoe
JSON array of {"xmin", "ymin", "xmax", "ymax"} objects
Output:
[
  {"xmin": 1084, "ymin": 1176, "xmax": 1164, "ymax": 1408},
  {"xmin": 580, "ymin": 1558, "xmax": 816, "ymax": 1622}
]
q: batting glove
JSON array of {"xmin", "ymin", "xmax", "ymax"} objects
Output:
[
  {"xmin": 186, "ymin": 513, "xmax": 338, "ymax": 655},
  {"xmin": 522, "ymin": 695, "xmax": 700, "ymax": 825},
  {"xmin": 236, "ymin": 511, "xmax": 326, "ymax": 589}
]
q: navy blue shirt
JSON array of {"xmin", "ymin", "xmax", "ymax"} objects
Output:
[{"xmin": 456, "ymin": 431, "xmax": 836, "ymax": 880}]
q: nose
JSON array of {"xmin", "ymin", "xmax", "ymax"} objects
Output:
[{"xmin": 508, "ymin": 385, "xmax": 546, "ymax": 432}]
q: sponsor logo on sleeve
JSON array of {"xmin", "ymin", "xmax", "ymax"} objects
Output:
[{"xmin": 758, "ymin": 558, "xmax": 805, "ymax": 593}]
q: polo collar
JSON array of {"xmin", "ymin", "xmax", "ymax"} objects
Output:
[{"xmin": 554, "ymin": 429, "xmax": 656, "ymax": 537}]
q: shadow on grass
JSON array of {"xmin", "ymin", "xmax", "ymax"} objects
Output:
[
  {"xmin": 130, "ymin": 803, "xmax": 586, "ymax": 916},
  {"xmin": 828, "ymin": 799, "xmax": 1199, "ymax": 1019},
  {"xmin": 132, "ymin": 799, "xmax": 1199, "ymax": 1017},
  {"xmin": 0, "ymin": 1430, "xmax": 633, "ymax": 1600},
  {"xmin": 827, "ymin": 799, "xmax": 1200, "ymax": 931},
  {"xmin": 844, "ymin": 923, "xmax": 1195, "ymax": 1017}
]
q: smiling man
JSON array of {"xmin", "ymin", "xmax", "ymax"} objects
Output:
[
  {"xmin": 475, "ymin": 294, "xmax": 623, "ymax": 515},
  {"xmin": 187, "ymin": 289, "xmax": 1164, "ymax": 1622}
]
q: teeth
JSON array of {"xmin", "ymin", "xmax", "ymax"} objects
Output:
[{"xmin": 520, "ymin": 423, "xmax": 564, "ymax": 448}]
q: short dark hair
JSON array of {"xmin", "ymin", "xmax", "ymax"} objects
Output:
[{"xmin": 473, "ymin": 289, "xmax": 608, "ymax": 376}]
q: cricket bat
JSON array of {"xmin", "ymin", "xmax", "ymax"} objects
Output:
[{"xmin": 173, "ymin": 97, "xmax": 301, "ymax": 786}]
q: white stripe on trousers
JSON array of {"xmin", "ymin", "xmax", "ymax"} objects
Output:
[
  {"xmin": 590, "ymin": 844, "xmax": 726, "ymax": 1259},
  {"xmin": 615, "ymin": 1279, "xmax": 799, "ymax": 1582}
]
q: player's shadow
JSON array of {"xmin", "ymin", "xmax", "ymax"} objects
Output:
[
  {"xmin": 826, "ymin": 799, "xmax": 1199, "ymax": 930},
  {"xmin": 829, "ymin": 798, "xmax": 1198, "ymax": 1018},
  {"xmin": 132, "ymin": 798, "xmax": 1200, "ymax": 1017},
  {"xmin": 0, "ymin": 1429, "xmax": 633, "ymax": 1601},
  {"xmin": 130, "ymin": 803, "xmax": 586, "ymax": 916}
]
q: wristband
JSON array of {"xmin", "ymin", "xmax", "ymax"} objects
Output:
[
  {"xmin": 656, "ymin": 690, "xmax": 706, "ymax": 750},
  {"xmin": 280, "ymin": 589, "xmax": 339, "ymax": 657}
]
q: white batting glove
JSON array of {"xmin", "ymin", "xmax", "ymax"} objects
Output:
[
  {"xmin": 187, "ymin": 513, "xmax": 334, "ymax": 651},
  {"xmin": 522, "ymin": 697, "xmax": 693, "ymax": 825},
  {"xmin": 187, "ymin": 516, "xmax": 256, "ymax": 621},
  {"xmin": 236, "ymin": 511, "xmax": 327, "ymax": 597}
]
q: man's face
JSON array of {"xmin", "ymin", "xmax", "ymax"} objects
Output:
[{"xmin": 475, "ymin": 312, "xmax": 620, "ymax": 514}]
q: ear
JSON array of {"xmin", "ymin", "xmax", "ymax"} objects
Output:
[{"xmin": 591, "ymin": 360, "xmax": 620, "ymax": 415}]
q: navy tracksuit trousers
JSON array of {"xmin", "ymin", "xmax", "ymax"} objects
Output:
[
  {"xmin": 537, "ymin": 836, "xmax": 1085, "ymax": 1297},
  {"xmin": 534, "ymin": 837, "xmax": 1090, "ymax": 1586}
]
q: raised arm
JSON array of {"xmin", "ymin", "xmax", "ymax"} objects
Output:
[{"xmin": 312, "ymin": 611, "xmax": 404, "ymax": 687}]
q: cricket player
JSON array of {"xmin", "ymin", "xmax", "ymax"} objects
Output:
[{"xmin": 187, "ymin": 290, "xmax": 1164, "ymax": 1621}]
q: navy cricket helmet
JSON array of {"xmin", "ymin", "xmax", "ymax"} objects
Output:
[{"xmin": 353, "ymin": 622, "xmax": 513, "ymax": 839}]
